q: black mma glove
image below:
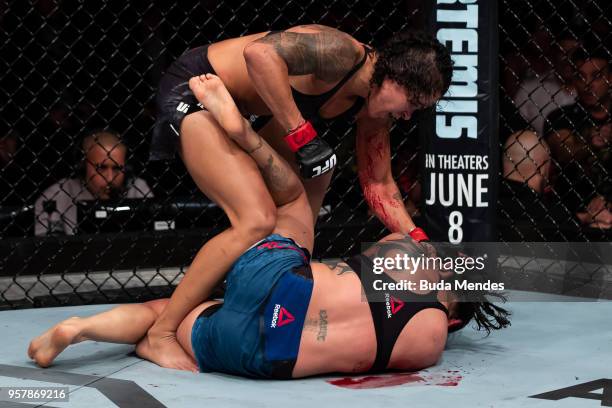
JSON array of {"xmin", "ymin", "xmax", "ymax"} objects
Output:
[{"xmin": 284, "ymin": 121, "xmax": 336, "ymax": 179}]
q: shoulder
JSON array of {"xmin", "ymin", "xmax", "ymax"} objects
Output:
[
  {"xmin": 126, "ymin": 177, "xmax": 153, "ymax": 197},
  {"xmin": 282, "ymin": 25, "xmax": 361, "ymax": 56},
  {"xmin": 393, "ymin": 309, "xmax": 448, "ymax": 370},
  {"xmin": 35, "ymin": 179, "xmax": 82, "ymax": 211},
  {"xmin": 128, "ymin": 177, "xmax": 150, "ymax": 189},
  {"xmin": 288, "ymin": 24, "xmax": 355, "ymax": 39},
  {"xmin": 38, "ymin": 178, "xmax": 79, "ymax": 198},
  {"xmin": 413, "ymin": 311, "xmax": 448, "ymax": 366}
]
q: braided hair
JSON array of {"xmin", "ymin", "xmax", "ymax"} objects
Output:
[
  {"xmin": 371, "ymin": 31, "xmax": 454, "ymax": 105},
  {"xmin": 449, "ymin": 265, "xmax": 512, "ymax": 335},
  {"xmin": 452, "ymin": 292, "xmax": 512, "ymax": 335}
]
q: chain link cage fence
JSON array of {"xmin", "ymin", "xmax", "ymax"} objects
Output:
[
  {"xmin": 499, "ymin": 0, "xmax": 610, "ymax": 243},
  {"xmin": 0, "ymin": 0, "xmax": 610, "ymax": 309},
  {"xmin": 498, "ymin": 0, "xmax": 611, "ymax": 299}
]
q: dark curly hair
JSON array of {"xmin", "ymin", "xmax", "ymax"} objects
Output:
[
  {"xmin": 451, "ymin": 291, "xmax": 512, "ymax": 335},
  {"xmin": 448, "ymin": 266, "xmax": 512, "ymax": 335},
  {"xmin": 371, "ymin": 31, "xmax": 453, "ymax": 106}
]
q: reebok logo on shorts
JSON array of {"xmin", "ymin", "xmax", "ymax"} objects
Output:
[
  {"xmin": 384, "ymin": 293, "xmax": 404, "ymax": 319},
  {"xmin": 270, "ymin": 304, "xmax": 295, "ymax": 328}
]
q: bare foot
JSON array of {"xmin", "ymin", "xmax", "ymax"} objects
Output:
[
  {"xmin": 28, "ymin": 317, "xmax": 83, "ymax": 368},
  {"xmin": 136, "ymin": 329, "xmax": 198, "ymax": 373},
  {"xmin": 188, "ymin": 74, "xmax": 259, "ymax": 151}
]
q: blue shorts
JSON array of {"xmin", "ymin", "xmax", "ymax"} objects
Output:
[{"xmin": 191, "ymin": 234, "xmax": 313, "ymax": 379}]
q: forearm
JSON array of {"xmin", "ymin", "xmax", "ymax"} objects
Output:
[
  {"xmin": 361, "ymin": 178, "xmax": 416, "ymax": 234},
  {"xmin": 355, "ymin": 116, "xmax": 417, "ymax": 233}
]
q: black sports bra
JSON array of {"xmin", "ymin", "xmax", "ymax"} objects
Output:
[{"xmin": 345, "ymin": 254, "xmax": 448, "ymax": 373}]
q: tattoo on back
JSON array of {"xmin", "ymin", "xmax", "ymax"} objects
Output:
[
  {"xmin": 256, "ymin": 28, "xmax": 359, "ymax": 83},
  {"xmin": 317, "ymin": 310, "xmax": 328, "ymax": 341},
  {"xmin": 322, "ymin": 259, "xmax": 354, "ymax": 276}
]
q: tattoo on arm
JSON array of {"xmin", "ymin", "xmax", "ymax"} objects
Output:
[
  {"xmin": 317, "ymin": 310, "xmax": 328, "ymax": 341},
  {"xmin": 256, "ymin": 30, "xmax": 359, "ymax": 82}
]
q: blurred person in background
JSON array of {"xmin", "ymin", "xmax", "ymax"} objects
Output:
[
  {"xmin": 513, "ymin": 34, "xmax": 578, "ymax": 136},
  {"xmin": 544, "ymin": 43, "xmax": 611, "ymax": 230},
  {"xmin": 34, "ymin": 130, "xmax": 152, "ymax": 236}
]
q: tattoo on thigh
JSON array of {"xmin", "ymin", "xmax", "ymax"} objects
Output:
[{"xmin": 317, "ymin": 310, "xmax": 328, "ymax": 341}]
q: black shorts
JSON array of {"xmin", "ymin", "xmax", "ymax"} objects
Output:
[{"xmin": 149, "ymin": 45, "xmax": 216, "ymax": 161}]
